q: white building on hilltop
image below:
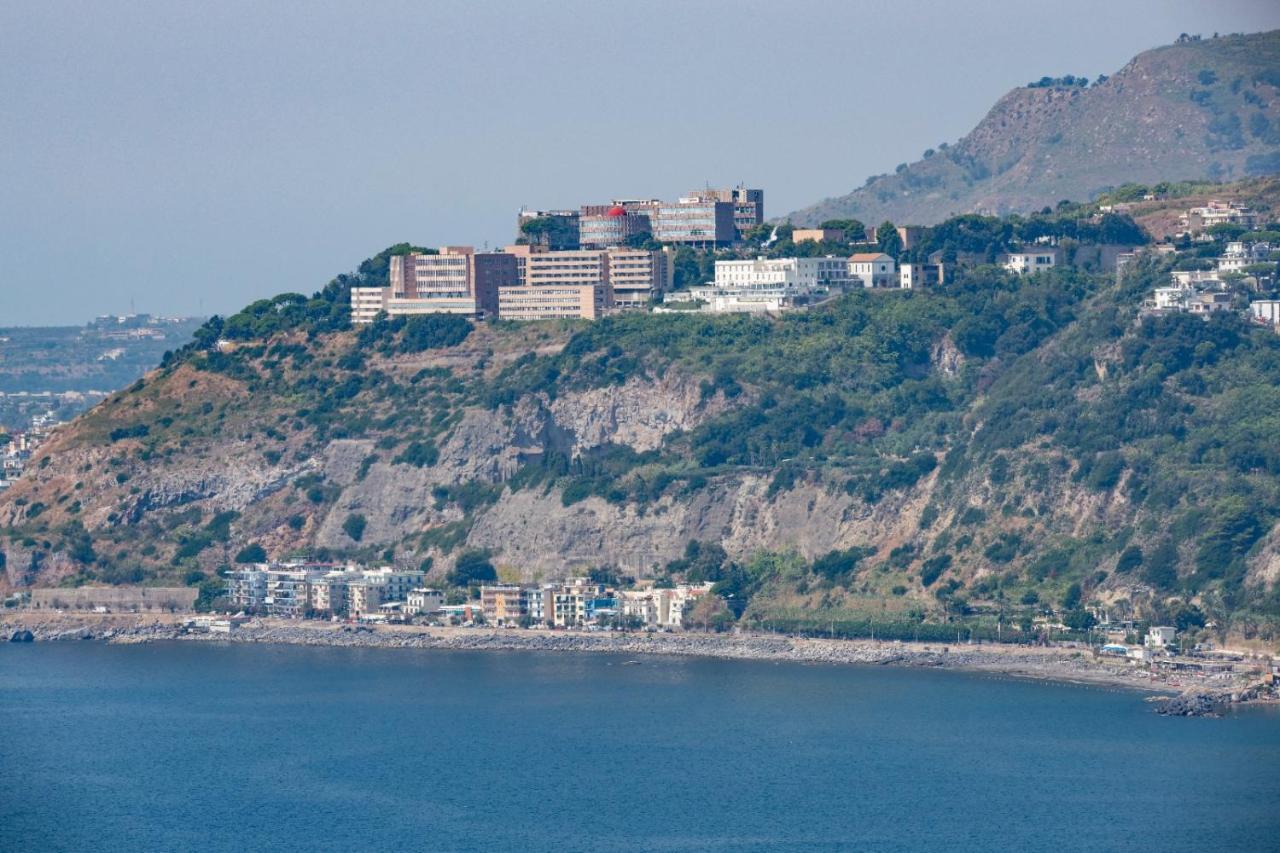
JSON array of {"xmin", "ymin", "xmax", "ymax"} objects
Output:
[
  {"xmin": 1002, "ymin": 247, "xmax": 1058, "ymax": 275},
  {"xmin": 662, "ymin": 256, "xmax": 846, "ymax": 315},
  {"xmin": 1218, "ymin": 241, "xmax": 1273, "ymax": 274},
  {"xmin": 713, "ymin": 256, "xmax": 848, "ymax": 291},
  {"xmin": 848, "ymin": 253, "xmax": 897, "ymax": 288}
]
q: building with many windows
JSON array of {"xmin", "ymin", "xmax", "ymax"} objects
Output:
[
  {"xmin": 405, "ymin": 588, "xmax": 445, "ymax": 616},
  {"xmin": 497, "ymin": 283, "xmax": 612, "ymax": 320},
  {"xmin": 1001, "ymin": 247, "xmax": 1058, "ymax": 275},
  {"xmin": 579, "ymin": 204, "xmax": 654, "ymax": 249},
  {"xmin": 714, "ymin": 256, "xmax": 848, "ymax": 291},
  {"xmin": 480, "ymin": 584, "xmax": 526, "ymax": 625},
  {"xmin": 224, "ymin": 564, "xmax": 424, "ymax": 619},
  {"xmin": 899, "ymin": 262, "xmax": 945, "ymax": 289},
  {"xmin": 497, "ymin": 247, "xmax": 666, "ymax": 315},
  {"xmin": 607, "ymin": 247, "xmax": 671, "ymax": 308},
  {"xmin": 652, "ymin": 199, "xmax": 737, "ymax": 246},
  {"xmin": 684, "ymin": 185, "xmax": 764, "ymax": 237},
  {"xmin": 523, "ymin": 249, "xmax": 610, "ymax": 288},
  {"xmin": 351, "ymin": 247, "xmax": 517, "ymax": 323}
]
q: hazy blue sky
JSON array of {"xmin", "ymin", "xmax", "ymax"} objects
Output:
[{"xmin": 3, "ymin": 0, "xmax": 1279, "ymax": 325}]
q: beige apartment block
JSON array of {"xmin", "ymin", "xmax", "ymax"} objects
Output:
[
  {"xmin": 351, "ymin": 247, "xmax": 516, "ymax": 323},
  {"xmin": 606, "ymin": 248, "xmax": 670, "ymax": 308},
  {"xmin": 523, "ymin": 249, "xmax": 609, "ymax": 288},
  {"xmin": 498, "ymin": 283, "xmax": 611, "ymax": 320}
]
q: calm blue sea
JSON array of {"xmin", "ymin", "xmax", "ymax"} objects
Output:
[{"xmin": 1, "ymin": 642, "xmax": 1278, "ymax": 852}]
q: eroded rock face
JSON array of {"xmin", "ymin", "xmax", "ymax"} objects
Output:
[
  {"xmin": 464, "ymin": 473, "xmax": 935, "ymax": 581},
  {"xmin": 548, "ymin": 373, "xmax": 729, "ymax": 454},
  {"xmin": 313, "ymin": 375, "xmax": 731, "ymax": 551},
  {"xmin": 1245, "ymin": 522, "xmax": 1280, "ymax": 593}
]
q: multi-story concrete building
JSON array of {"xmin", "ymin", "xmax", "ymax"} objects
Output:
[
  {"xmin": 227, "ymin": 563, "xmax": 423, "ymax": 619},
  {"xmin": 1171, "ymin": 269, "xmax": 1224, "ymax": 288},
  {"xmin": 264, "ymin": 569, "xmax": 313, "ymax": 618},
  {"xmin": 614, "ymin": 583, "xmax": 714, "ymax": 629},
  {"xmin": 848, "ymin": 253, "xmax": 898, "ymax": 288},
  {"xmin": 405, "ymin": 588, "xmax": 445, "ymax": 616},
  {"xmin": 653, "ymin": 199, "xmax": 737, "ymax": 247},
  {"xmin": 546, "ymin": 579, "xmax": 609, "ymax": 628},
  {"xmin": 608, "ymin": 248, "xmax": 671, "ymax": 308},
  {"xmin": 899, "ymin": 262, "xmax": 944, "ymax": 289},
  {"xmin": 307, "ymin": 573, "xmax": 350, "ymax": 615},
  {"xmin": 352, "ymin": 247, "xmax": 517, "ymax": 323},
  {"xmin": 1001, "ymin": 248, "xmax": 1058, "ymax": 275},
  {"xmin": 480, "ymin": 584, "xmax": 526, "ymax": 625},
  {"xmin": 509, "ymin": 248, "xmax": 609, "ymax": 319},
  {"xmin": 579, "ymin": 204, "xmax": 653, "ymax": 249},
  {"xmin": 495, "ymin": 247, "xmax": 664, "ymax": 317},
  {"xmin": 714, "ymin": 257, "xmax": 847, "ymax": 292},
  {"xmin": 226, "ymin": 566, "xmax": 269, "ymax": 611},
  {"xmin": 498, "ymin": 283, "xmax": 611, "ymax": 320},
  {"xmin": 524, "ymin": 585, "xmax": 553, "ymax": 626},
  {"xmin": 1218, "ymin": 241, "xmax": 1273, "ymax": 274},
  {"xmin": 1151, "ymin": 283, "xmax": 1232, "ymax": 315},
  {"xmin": 685, "ymin": 186, "xmax": 764, "ymax": 237},
  {"xmin": 348, "ymin": 579, "xmax": 382, "ymax": 619},
  {"xmin": 617, "ymin": 589, "xmax": 657, "ymax": 625},
  {"xmin": 350, "ymin": 287, "xmax": 389, "ymax": 324},
  {"xmin": 1181, "ymin": 202, "xmax": 1258, "ymax": 235},
  {"xmin": 344, "ymin": 567, "xmax": 425, "ymax": 619},
  {"xmin": 502, "ymin": 243, "xmax": 546, "ymax": 286},
  {"xmin": 523, "ymin": 249, "xmax": 609, "ymax": 288}
]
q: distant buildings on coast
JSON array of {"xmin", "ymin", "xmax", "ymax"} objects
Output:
[{"xmin": 221, "ymin": 562, "xmax": 714, "ymax": 630}]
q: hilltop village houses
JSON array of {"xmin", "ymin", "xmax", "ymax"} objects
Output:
[
  {"xmin": 0, "ymin": 412, "xmax": 62, "ymax": 492},
  {"xmin": 223, "ymin": 562, "xmax": 714, "ymax": 630},
  {"xmin": 1136, "ymin": 206, "xmax": 1280, "ymax": 331}
]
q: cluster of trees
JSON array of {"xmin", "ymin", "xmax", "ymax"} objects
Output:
[
  {"xmin": 162, "ymin": 243, "xmax": 430, "ymax": 369},
  {"xmin": 356, "ymin": 313, "xmax": 473, "ymax": 354},
  {"xmin": 1025, "ymin": 75, "xmax": 1093, "ymax": 88}
]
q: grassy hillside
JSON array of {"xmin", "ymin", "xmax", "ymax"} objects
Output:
[
  {"xmin": 3, "ymin": 222, "xmax": 1280, "ymax": 644},
  {"xmin": 790, "ymin": 30, "xmax": 1280, "ymax": 226}
]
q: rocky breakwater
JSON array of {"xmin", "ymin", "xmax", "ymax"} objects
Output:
[
  {"xmin": 1154, "ymin": 680, "xmax": 1279, "ymax": 717},
  {"xmin": 2, "ymin": 616, "xmax": 184, "ymax": 644}
]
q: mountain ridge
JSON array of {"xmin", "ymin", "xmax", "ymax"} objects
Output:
[{"xmin": 789, "ymin": 30, "xmax": 1280, "ymax": 226}]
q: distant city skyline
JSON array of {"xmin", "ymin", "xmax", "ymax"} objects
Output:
[{"xmin": 3, "ymin": 0, "xmax": 1279, "ymax": 325}]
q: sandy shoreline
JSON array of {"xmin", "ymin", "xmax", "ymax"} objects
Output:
[{"xmin": 9, "ymin": 612, "xmax": 1276, "ymax": 710}]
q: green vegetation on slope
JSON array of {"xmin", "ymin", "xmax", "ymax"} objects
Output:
[{"xmin": 4, "ymin": 209, "xmax": 1280, "ymax": 643}]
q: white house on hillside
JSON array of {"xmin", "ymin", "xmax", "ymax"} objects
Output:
[
  {"xmin": 848, "ymin": 253, "xmax": 896, "ymax": 288},
  {"xmin": 1002, "ymin": 247, "xmax": 1058, "ymax": 274}
]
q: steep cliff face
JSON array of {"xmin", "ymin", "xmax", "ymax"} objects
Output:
[{"xmin": 791, "ymin": 31, "xmax": 1280, "ymax": 225}]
